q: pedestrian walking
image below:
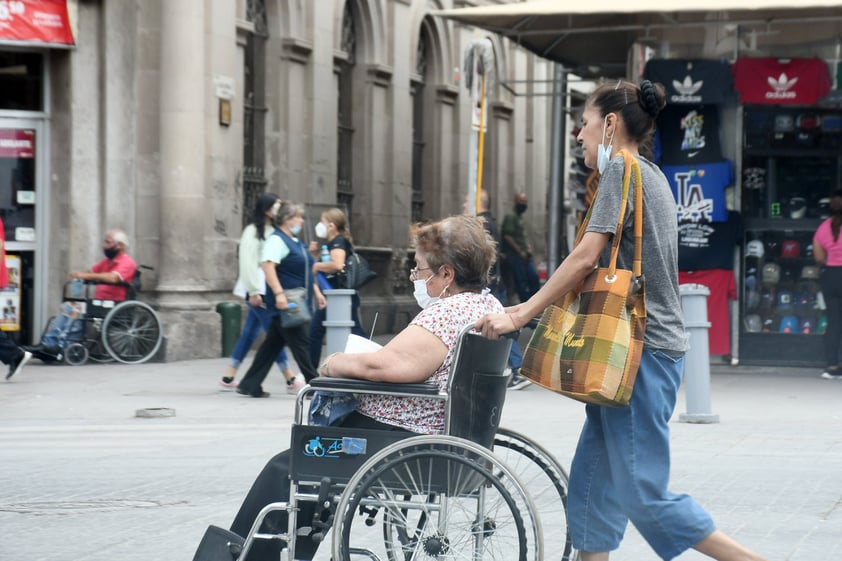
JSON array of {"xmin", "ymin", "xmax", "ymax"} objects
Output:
[
  {"xmin": 477, "ymin": 79, "xmax": 770, "ymax": 561},
  {"xmin": 501, "ymin": 192, "xmax": 541, "ymax": 303},
  {"xmin": 219, "ymin": 193, "xmax": 304, "ymax": 394},
  {"xmin": 813, "ymin": 189, "xmax": 842, "ymax": 380}
]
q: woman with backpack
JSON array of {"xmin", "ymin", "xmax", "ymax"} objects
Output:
[{"xmin": 308, "ymin": 207, "xmax": 366, "ymax": 368}]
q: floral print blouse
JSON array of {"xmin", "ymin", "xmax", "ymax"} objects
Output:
[{"xmin": 355, "ymin": 291, "xmax": 504, "ymax": 433}]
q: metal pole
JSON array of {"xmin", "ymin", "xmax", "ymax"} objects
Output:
[
  {"xmin": 475, "ymin": 73, "xmax": 487, "ymax": 214},
  {"xmin": 679, "ymin": 284, "xmax": 720, "ymax": 424},
  {"xmin": 547, "ymin": 64, "xmax": 566, "ymax": 273},
  {"xmin": 323, "ymin": 289, "xmax": 356, "ymax": 356}
]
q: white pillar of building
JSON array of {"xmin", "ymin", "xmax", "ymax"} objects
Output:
[
  {"xmin": 158, "ymin": 0, "xmax": 206, "ymax": 291},
  {"xmin": 156, "ymin": 0, "xmax": 221, "ymax": 360}
]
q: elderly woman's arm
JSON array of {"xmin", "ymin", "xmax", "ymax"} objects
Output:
[{"xmin": 319, "ymin": 325, "xmax": 447, "ymax": 384}]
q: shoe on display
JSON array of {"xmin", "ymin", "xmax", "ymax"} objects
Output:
[{"xmin": 6, "ymin": 351, "xmax": 33, "ymax": 380}]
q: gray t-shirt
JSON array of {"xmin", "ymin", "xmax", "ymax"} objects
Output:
[{"xmin": 586, "ymin": 155, "xmax": 689, "ymax": 353}]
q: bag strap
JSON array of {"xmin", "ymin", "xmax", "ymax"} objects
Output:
[{"xmin": 572, "ymin": 150, "xmax": 643, "ymax": 278}]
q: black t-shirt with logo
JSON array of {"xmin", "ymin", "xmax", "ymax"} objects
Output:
[
  {"xmin": 656, "ymin": 104, "xmax": 723, "ymax": 165},
  {"xmin": 678, "ymin": 211, "xmax": 742, "ymax": 271},
  {"xmin": 644, "ymin": 59, "xmax": 733, "ymax": 105}
]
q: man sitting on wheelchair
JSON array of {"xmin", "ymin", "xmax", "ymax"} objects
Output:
[
  {"xmin": 207, "ymin": 215, "xmax": 503, "ymax": 561},
  {"xmin": 25, "ymin": 229, "xmax": 137, "ymax": 362}
]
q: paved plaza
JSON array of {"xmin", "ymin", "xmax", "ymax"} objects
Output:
[{"xmin": 1, "ymin": 353, "xmax": 840, "ymax": 561}]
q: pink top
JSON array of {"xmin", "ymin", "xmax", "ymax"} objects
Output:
[
  {"xmin": 355, "ymin": 291, "xmax": 504, "ymax": 434},
  {"xmin": 91, "ymin": 253, "xmax": 137, "ymax": 300},
  {"xmin": 814, "ymin": 218, "xmax": 842, "ymax": 267}
]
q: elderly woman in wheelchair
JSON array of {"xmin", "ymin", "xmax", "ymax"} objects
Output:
[{"xmin": 195, "ymin": 215, "xmax": 576, "ymax": 561}]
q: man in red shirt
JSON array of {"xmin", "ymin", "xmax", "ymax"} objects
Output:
[
  {"xmin": 25, "ymin": 229, "xmax": 137, "ymax": 362},
  {"xmin": 71, "ymin": 230, "xmax": 137, "ymax": 301}
]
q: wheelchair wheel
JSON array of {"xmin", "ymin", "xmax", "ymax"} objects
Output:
[
  {"xmin": 332, "ymin": 435, "xmax": 541, "ymax": 561},
  {"xmin": 64, "ymin": 342, "xmax": 89, "ymax": 366},
  {"xmin": 101, "ymin": 301, "xmax": 163, "ymax": 364},
  {"xmin": 493, "ymin": 428, "xmax": 579, "ymax": 561}
]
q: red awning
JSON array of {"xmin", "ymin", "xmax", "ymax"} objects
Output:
[{"xmin": 0, "ymin": 0, "xmax": 76, "ymax": 48}]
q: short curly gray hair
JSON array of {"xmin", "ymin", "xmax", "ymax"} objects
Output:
[{"xmin": 276, "ymin": 202, "xmax": 305, "ymax": 224}]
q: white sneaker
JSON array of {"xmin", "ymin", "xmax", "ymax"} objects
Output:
[{"xmin": 820, "ymin": 370, "xmax": 842, "ymax": 380}]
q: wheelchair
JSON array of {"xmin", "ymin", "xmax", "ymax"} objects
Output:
[
  {"xmin": 233, "ymin": 324, "xmax": 578, "ymax": 561},
  {"xmin": 41, "ymin": 266, "xmax": 164, "ymax": 366}
]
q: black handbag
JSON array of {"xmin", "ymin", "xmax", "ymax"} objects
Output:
[
  {"xmin": 343, "ymin": 251, "xmax": 377, "ymax": 290},
  {"xmin": 191, "ymin": 525, "xmax": 244, "ymax": 561}
]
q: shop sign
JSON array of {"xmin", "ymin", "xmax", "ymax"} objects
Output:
[
  {"xmin": 0, "ymin": 0, "xmax": 76, "ymax": 47},
  {"xmin": 0, "ymin": 129, "xmax": 35, "ymax": 159}
]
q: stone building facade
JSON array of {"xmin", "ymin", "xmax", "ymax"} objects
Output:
[{"xmin": 1, "ymin": 0, "xmax": 554, "ymax": 360}]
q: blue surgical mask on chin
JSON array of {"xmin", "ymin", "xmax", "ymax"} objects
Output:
[
  {"xmin": 290, "ymin": 225, "xmax": 302, "ymax": 236},
  {"xmin": 597, "ymin": 116, "xmax": 614, "ymax": 174}
]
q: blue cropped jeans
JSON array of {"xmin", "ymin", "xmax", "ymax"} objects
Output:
[
  {"xmin": 568, "ymin": 348, "xmax": 716, "ymax": 560},
  {"xmin": 229, "ymin": 303, "xmax": 289, "ymax": 371}
]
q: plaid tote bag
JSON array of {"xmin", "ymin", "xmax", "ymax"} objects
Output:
[{"xmin": 521, "ymin": 150, "xmax": 646, "ymax": 407}]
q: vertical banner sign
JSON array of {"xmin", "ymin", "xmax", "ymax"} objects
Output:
[
  {"xmin": 0, "ymin": 0, "xmax": 76, "ymax": 46},
  {"xmin": 1, "ymin": 254, "xmax": 21, "ymax": 332}
]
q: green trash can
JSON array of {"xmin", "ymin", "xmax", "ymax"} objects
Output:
[{"xmin": 216, "ymin": 301, "xmax": 242, "ymax": 357}]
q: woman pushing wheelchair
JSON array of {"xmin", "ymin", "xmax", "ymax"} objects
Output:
[{"xmin": 197, "ymin": 214, "xmax": 502, "ymax": 561}]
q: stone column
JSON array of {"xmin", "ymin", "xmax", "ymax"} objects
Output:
[
  {"xmin": 156, "ymin": 0, "xmax": 220, "ymax": 360},
  {"xmin": 158, "ymin": 0, "xmax": 206, "ymax": 292}
]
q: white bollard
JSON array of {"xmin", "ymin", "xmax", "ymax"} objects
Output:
[
  {"xmin": 678, "ymin": 284, "xmax": 720, "ymax": 424},
  {"xmin": 323, "ymin": 289, "xmax": 356, "ymax": 355}
]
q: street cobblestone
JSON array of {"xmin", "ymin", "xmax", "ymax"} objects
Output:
[{"xmin": 1, "ymin": 355, "xmax": 840, "ymax": 560}]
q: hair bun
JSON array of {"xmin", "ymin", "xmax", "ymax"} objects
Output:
[{"xmin": 639, "ymin": 80, "xmax": 666, "ymax": 119}]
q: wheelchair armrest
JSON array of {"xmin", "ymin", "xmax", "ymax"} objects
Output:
[
  {"xmin": 308, "ymin": 377, "xmax": 440, "ymax": 396},
  {"xmin": 294, "ymin": 378, "xmax": 441, "ymax": 424}
]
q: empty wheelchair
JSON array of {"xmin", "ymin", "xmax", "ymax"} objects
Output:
[
  {"xmin": 232, "ymin": 325, "xmax": 577, "ymax": 561},
  {"xmin": 41, "ymin": 267, "xmax": 163, "ymax": 365}
]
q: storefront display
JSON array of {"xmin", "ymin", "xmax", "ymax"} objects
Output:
[{"xmin": 738, "ymin": 104, "xmax": 840, "ymax": 366}]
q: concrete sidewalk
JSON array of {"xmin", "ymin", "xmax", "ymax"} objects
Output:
[{"xmin": 1, "ymin": 354, "xmax": 840, "ymax": 560}]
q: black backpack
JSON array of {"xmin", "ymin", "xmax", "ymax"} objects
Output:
[{"xmin": 343, "ymin": 250, "xmax": 377, "ymax": 290}]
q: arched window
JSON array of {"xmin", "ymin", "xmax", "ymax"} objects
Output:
[
  {"xmin": 336, "ymin": 1, "xmax": 356, "ymax": 213},
  {"xmin": 410, "ymin": 27, "xmax": 429, "ymax": 223}
]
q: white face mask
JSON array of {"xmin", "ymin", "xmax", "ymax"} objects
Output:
[
  {"xmin": 314, "ymin": 222, "xmax": 328, "ymax": 239},
  {"xmin": 413, "ymin": 277, "xmax": 438, "ymax": 309},
  {"xmin": 597, "ymin": 116, "xmax": 614, "ymax": 174}
]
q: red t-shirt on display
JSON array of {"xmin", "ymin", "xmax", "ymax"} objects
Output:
[
  {"xmin": 91, "ymin": 253, "xmax": 137, "ymax": 300},
  {"xmin": 678, "ymin": 269, "xmax": 736, "ymax": 356},
  {"xmin": 732, "ymin": 58, "xmax": 831, "ymax": 105}
]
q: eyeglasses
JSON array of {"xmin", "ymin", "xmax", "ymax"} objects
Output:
[{"xmin": 409, "ymin": 266, "xmax": 431, "ymax": 281}]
